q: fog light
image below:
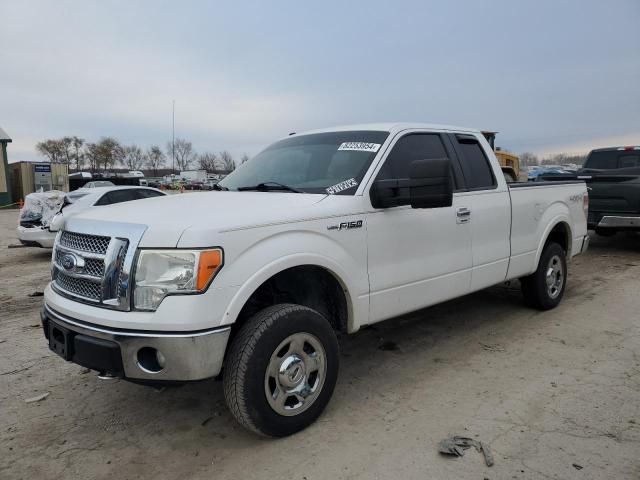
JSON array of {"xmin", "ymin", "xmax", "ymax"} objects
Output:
[{"xmin": 137, "ymin": 347, "xmax": 164, "ymax": 373}]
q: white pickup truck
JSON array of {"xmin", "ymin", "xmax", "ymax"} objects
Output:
[{"xmin": 42, "ymin": 123, "xmax": 589, "ymax": 436}]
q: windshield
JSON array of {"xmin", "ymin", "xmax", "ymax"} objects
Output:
[
  {"xmin": 584, "ymin": 150, "xmax": 640, "ymax": 170},
  {"xmin": 219, "ymin": 130, "xmax": 389, "ymax": 194}
]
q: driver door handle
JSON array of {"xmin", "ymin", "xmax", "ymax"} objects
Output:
[{"xmin": 456, "ymin": 207, "xmax": 471, "ymax": 224}]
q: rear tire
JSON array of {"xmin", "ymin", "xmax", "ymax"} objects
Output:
[
  {"xmin": 223, "ymin": 304, "xmax": 339, "ymax": 437},
  {"xmin": 521, "ymin": 242, "xmax": 567, "ymax": 310}
]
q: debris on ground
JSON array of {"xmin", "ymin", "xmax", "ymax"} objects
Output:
[
  {"xmin": 480, "ymin": 342, "xmax": 505, "ymax": 352},
  {"xmin": 28, "ymin": 291, "xmax": 44, "ymax": 297},
  {"xmin": 572, "ymin": 463, "xmax": 584, "ymax": 470},
  {"xmin": 25, "ymin": 392, "xmax": 50, "ymax": 404},
  {"xmin": 438, "ymin": 435, "xmax": 494, "ymax": 467}
]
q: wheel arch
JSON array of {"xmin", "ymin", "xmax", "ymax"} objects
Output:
[
  {"xmin": 222, "ymin": 256, "xmax": 357, "ymax": 342},
  {"xmin": 535, "ymin": 218, "xmax": 572, "ymax": 268}
]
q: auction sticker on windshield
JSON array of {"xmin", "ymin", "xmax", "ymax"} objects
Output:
[
  {"xmin": 337, "ymin": 142, "xmax": 381, "ymax": 153},
  {"xmin": 326, "ymin": 178, "xmax": 358, "ymax": 194}
]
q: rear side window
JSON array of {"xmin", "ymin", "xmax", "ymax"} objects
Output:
[
  {"xmin": 95, "ymin": 190, "xmax": 138, "ymax": 205},
  {"xmin": 377, "ymin": 133, "xmax": 448, "ymax": 180},
  {"xmin": 135, "ymin": 189, "xmax": 164, "ymax": 199},
  {"xmin": 455, "ymin": 135, "xmax": 496, "ymax": 190}
]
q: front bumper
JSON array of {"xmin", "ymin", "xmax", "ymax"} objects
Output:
[{"xmin": 41, "ymin": 304, "xmax": 230, "ymax": 381}]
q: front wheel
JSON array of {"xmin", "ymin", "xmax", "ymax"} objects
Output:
[
  {"xmin": 223, "ymin": 304, "xmax": 339, "ymax": 437},
  {"xmin": 521, "ymin": 242, "xmax": 567, "ymax": 310}
]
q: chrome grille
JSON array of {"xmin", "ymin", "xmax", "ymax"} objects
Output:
[
  {"xmin": 52, "ymin": 230, "xmax": 131, "ymax": 310},
  {"xmin": 84, "ymin": 258, "xmax": 105, "ymax": 277},
  {"xmin": 54, "ymin": 270, "xmax": 102, "ymax": 301},
  {"xmin": 59, "ymin": 231, "xmax": 110, "ymax": 254}
]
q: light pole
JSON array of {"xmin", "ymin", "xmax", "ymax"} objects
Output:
[{"xmin": 172, "ymin": 100, "xmax": 175, "ymax": 175}]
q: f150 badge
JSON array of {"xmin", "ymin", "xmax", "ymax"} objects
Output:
[{"xmin": 327, "ymin": 220, "xmax": 363, "ymax": 231}]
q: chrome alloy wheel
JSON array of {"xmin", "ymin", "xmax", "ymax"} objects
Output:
[
  {"xmin": 264, "ymin": 332, "xmax": 326, "ymax": 416},
  {"xmin": 545, "ymin": 254, "xmax": 564, "ymax": 299}
]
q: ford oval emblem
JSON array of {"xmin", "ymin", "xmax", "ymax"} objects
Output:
[{"xmin": 61, "ymin": 253, "xmax": 77, "ymax": 271}]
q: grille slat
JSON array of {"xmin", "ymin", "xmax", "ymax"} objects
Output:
[
  {"xmin": 60, "ymin": 231, "xmax": 110, "ymax": 254},
  {"xmin": 54, "ymin": 250, "xmax": 105, "ymax": 277},
  {"xmin": 54, "ymin": 271, "xmax": 102, "ymax": 301}
]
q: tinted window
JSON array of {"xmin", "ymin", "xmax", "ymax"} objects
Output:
[
  {"xmin": 135, "ymin": 189, "xmax": 164, "ymax": 199},
  {"xmin": 455, "ymin": 136, "xmax": 496, "ymax": 189},
  {"xmin": 377, "ymin": 133, "xmax": 448, "ymax": 180},
  {"xmin": 95, "ymin": 190, "xmax": 137, "ymax": 205},
  {"xmin": 584, "ymin": 151, "xmax": 640, "ymax": 169}
]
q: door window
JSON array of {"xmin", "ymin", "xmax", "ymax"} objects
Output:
[{"xmin": 377, "ymin": 133, "xmax": 449, "ymax": 180}]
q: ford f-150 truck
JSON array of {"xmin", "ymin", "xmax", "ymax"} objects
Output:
[{"xmin": 41, "ymin": 123, "xmax": 589, "ymax": 436}]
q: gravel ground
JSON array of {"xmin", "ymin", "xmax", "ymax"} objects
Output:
[{"xmin": 1, "ymin": 209, "xmax": 639, "ymax": 480}]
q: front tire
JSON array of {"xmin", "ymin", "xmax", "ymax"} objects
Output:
[
  {"xmin": 223, "ymin": 304, "xmax": 339, "ymax": 437},
  {"xmin": 521, "ymin": 242, "xmax": 567, "ymax": 310}
]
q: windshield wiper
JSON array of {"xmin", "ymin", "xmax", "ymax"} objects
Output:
[
  {"xmin": 212, "ymin": 183, "xmax": 229, "ymax": 191},
  {"xmin": 237, "ymin": 182, "xmax": 302, "ymax": 193}
]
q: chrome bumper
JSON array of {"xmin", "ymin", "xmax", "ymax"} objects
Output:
[
  {"xmin": 42, "ymin": 304, "xmax": 230, "ymax": 381},
  {"xmin": 597, "ymin": 215, "xmax": 640, "ymax": 229}
]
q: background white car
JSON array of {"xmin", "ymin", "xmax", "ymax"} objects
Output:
[{"xmin": 17, "ymin": 186, "xmax": 166, "ymax": 248}]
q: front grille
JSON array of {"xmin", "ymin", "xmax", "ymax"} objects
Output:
[
  {"xmin": 54, "ymin": 270, "xmax": 102, "ymax": 301},
  {"xmin": 59, "ymin": 231, "xmax": 110, "ymax": 254},
  {"xmin": 84, "ymin": 258, "xmax": 105, "ymax": 277},
  {"xmin": 52, "ymin": 230, "xmax": 131, "ymax": 310}
]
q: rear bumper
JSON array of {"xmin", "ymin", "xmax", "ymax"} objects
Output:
[
  {"xmin": 579, "ymin": 234, "xmax": 589, "ymax": 254},
  {"xmin": 17, "ymin": 226, "xmax": 55, "ymax": 248},
  {"xmin": 41, "ymin": 304, "xmax": 230, "ymax": 381},
  {"xmin": 595, "ymin": 215, "xmax": 640, "ymax": 230}
]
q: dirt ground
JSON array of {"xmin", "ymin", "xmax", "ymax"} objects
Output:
[{"xmin": 1, "ymin": 209, "xmax": 639, "ymax": 480}]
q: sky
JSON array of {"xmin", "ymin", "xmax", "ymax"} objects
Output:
[{"xmin": 1, "ymin": 0, "xmax": 639, "ymax": 164}]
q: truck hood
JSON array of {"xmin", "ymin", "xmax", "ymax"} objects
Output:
[{"xmin": 69, "ymin": 192, "xmax": 329, "ymax": 247}]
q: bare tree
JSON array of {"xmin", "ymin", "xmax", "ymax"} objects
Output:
[
  {"xmin": 84, "ymin": 137, "xmax": 123, "ymax": 172},
  {"xmin": 240, "ymin": 153, "xmax": 250, "ymax": 164},
  {"xmin": 519, "ymin": 152, "xmax": 539, "ymax": 167},
  {"xmin": 71, "ymin": 136, "xmax": 85, "ymax": 170},
  {"xmin": 85, "ymin": 142, "xmax": 101, "ymax": 172},
  {"xmin": 166, "ymin": 138, "xmax": 196, "ymax": 171},
  {"xmin": 145, "ymin": 146, "xmax": 166, "ymax": 176},
  {"xmin": 123, "ymin": 144, "xmax": 146, "ymax": 170},
  {"xmin": 198, "ymin": 152, "xmax": 218, "ymax": 172},
  {"xmin": 35, "ymin": 139, "xmax": 65, "ymax": 163},
  {"xmin": 220, "ymin": 150, "xmax": 235, "ymax": 172}
]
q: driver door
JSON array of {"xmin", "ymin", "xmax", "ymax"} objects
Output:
[{"xmin": 366, "ymin": 131, "xmax": 473, "ymax": 324}]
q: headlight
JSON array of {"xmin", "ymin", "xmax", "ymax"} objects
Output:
[{"xmin": 133, "ymin": 249, "xmax": 223, "ymax": 311}]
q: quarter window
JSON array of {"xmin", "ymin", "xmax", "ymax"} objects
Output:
[{"xmin": 455, "ymin": 135, "xmax": 496, "ymax": 190}]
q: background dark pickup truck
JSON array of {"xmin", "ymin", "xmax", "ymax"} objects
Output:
[{"xmin": 542, "ymin": 146, "xmax": 640, "ymax": 236}]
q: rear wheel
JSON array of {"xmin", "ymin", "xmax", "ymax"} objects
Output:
[
  {"xmin": 521, "ymin": 242, "xmax": 567, "ymax": 310},
  {"xmin": 223, "ymin": 304, "xmax": 339, "ymax": 437}
]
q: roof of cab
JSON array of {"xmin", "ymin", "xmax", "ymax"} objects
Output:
[{"xmin": 292, "ymin": 122, "xmax": 480, "ymax": 136}]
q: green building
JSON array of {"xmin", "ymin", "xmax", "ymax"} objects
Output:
[{"xmin": 0, "ymin": 127, "xmax": 12, "ymax": 206}]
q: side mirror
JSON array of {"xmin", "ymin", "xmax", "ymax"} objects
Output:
[
  {"xmin": 409, "ymin": 158, "xmax": 452, "ymax": 209},
  {"xmin": 369, "ymin": 157, "xmax": 453, "ymax": 209}
]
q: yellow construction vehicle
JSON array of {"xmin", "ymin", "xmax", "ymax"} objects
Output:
[{"xmin": 482, "ymin": 131, "xmax": 520, "ymax": 182}]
